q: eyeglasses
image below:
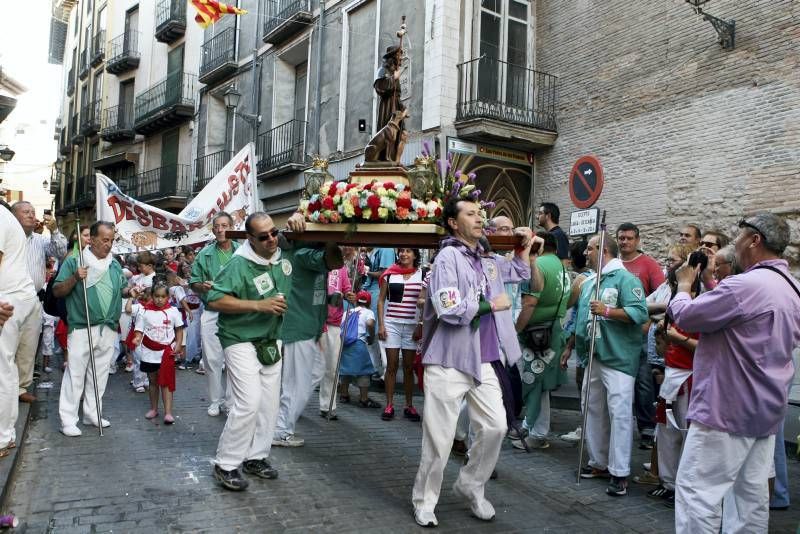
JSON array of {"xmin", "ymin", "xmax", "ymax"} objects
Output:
[
  {"xmin": 248, "ymin": 227, "xmax": 280, "ymax": 241},
  {"xmin": 699, "ymin": 240, "xmax": 718, "ymax": 248},
  {"xmin": 738, "ymin": 220, "xmax": 768, "ymax": 244}
]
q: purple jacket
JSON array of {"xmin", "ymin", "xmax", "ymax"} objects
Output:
[
  {"xmin": 421, "ymin": 242, "xmax": 530, "ymax": 382},
  {"xmin": 668, "ymin": 259, "xmax": 800, "ymax": 438}
]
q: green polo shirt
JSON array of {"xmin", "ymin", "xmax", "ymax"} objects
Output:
[
  {"xmin": 279, "ymin": 246, "xmax": 330, "ymax": 344},
  {"xmin": 574, "ymin": 266, "xmax": 649, "ymax": 377},
  {"xmin": 55, "ymin": 255, "xmax": 126, "ymax": 332},
  {"xmin": 206, "ymin": 251, "xmax": 293, "ymax": 348},
  {"xmin": 190, "ymin": 240, "xmax": 240, "ymax": 305},
  {"xmin": 522, "ymin": 253, "xmax": 571, "ymax": 325}
]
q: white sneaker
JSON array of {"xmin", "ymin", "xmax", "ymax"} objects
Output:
[
  {"xmin": 124, "ymin": 363, "xmax": 134, "ymax": 372},
  {"xmin": 135, "ymin": 386, "xmax": 146, "ymax": 393},
  {"xmin": 414, "ymin": 509, "xmax": 438, "ymax": 527},
  {"xmin": 560, "ymin": 426, "xmax": 581, "ymax": 443},
  {"xmin": 207, "ymin": 403, "xmax": 220, "ymax": 417},
  {"xmin": 452, "ymin": 480, "xmax": 495, "ymax": 521},
  {"xmin": 271, "ymin": 434, "xmax": 304, "ymax": 447},
  {"xmin": 61, "ymin": 425, "xmax": 82, "ymax": 437},
  {"xmin": 82, "ymin": 418, "xmax": 111, "ymax": 428}
]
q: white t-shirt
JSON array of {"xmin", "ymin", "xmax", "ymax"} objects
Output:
[
  {"xmin": 0, "ymin": 207, "xmax": 36, "ymax": 300},
  {"xmin": 129, "ymin": 272, "xmax": 155, "ymax": 293},
  {"xmin": 341, "ymin": 306, "xmax": 375, "ymax": 343},
  {"xmin": 134, "ymin": 306, "xmax": 184, "ymax": 364}
]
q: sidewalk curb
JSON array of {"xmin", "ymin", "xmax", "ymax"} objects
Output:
[{"xmin": 0, "ymin": 399, "xmax": 33, "ymax": 512}]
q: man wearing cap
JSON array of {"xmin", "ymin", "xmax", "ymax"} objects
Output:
[{"xmin": 669, "ymin": 212, "xmax": 800, "ymax": 533}]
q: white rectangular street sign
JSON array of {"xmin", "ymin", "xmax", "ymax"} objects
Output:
[{"xmin": 569, "ymin": 208, "xmax": 600, "ymax": 236}]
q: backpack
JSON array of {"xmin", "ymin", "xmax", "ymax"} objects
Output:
[
  {"xmin": 340, "ymin": 309, "xmax": 361, "ymax": 347},
  {"xmin": 43, "ymin": 264, "xmax": 68, "ymax": 322}
]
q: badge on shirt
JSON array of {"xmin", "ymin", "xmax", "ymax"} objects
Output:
[
  {"xmin": 281, "ymin": 259, "xmax": 292, "ymax": 276},
  {"xmin": 433, "ymin": 287, "xmax": 461, "ymax": 315},
  {"xmin": 631, "ymin": 287, "xmax": 643, "ymax": 300},
  {"xmin": 484, "ymin": 261, "xmax": 498, "ymax": 281},
  {"xmin": 253, "ymin": 272, "xmax": 275, "ymax": 296}
]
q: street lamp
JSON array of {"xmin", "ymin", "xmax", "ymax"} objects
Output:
[
  {"xmin": 222, "ymin": 85, "xmax": 260, "ymax": 153},
  {"xmin": 0, "ymin": 145, "xmax": 15, "ymax": 162},
  {"xmin": 223, "ymin": 86, "xmax": 241, "ymax": 110}
]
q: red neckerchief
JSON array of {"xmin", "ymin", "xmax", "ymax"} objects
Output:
[
  {"xmin": 139, "ymin": 301, "xmax": 176, "ymax": 391},
  {"xmin": 379, "ymin": 264, "xmax": 417, "ymax": 286}
]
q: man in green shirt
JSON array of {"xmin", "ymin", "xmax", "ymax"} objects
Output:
[
  {"xmin": 563, "ymin": 232, "xmax": 648, "ymax": 497},
  {"xmin": 53, "ymin": 221, "xmax": 127, "ymax": 437},
  {"xmin": 207, "ymin": 212, "xmax": 292, "ymax": 491},
  {"xmin": 513, "ymin": 232, "xmax": 571, "ymax": 450},
  {"xmin": 190, "ymin": 212, "xmax": 239, "ymax": 417}
]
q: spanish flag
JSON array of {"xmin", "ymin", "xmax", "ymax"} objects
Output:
[{"xmin": 192, "ymin": 0, "xmax": 247, "ymax": 28}]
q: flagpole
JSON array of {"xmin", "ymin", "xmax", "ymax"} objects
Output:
[
  {"xmin": 75, "ymin": 213, "xmax": 104, "ymax": 436},
  {"xmin": 576, "ymin": 210, "xmax": 606, "ymax": 483}
]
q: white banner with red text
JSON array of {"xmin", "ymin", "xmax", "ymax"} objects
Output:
[{"xmin": 95, "ymin": 143, "xmax": 259, "ymax": 254}]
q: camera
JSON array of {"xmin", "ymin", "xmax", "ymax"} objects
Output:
[{"xmin": 688, "ymin": 250, "xmax": 709, "ymax": 271}]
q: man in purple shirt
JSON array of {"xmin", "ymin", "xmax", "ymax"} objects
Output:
[{"xmin": 668, "ymin": 212, "xmax": 800, "ymax": 534}]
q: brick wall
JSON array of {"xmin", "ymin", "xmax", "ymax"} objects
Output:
[{"xmin": 533, "ymin": 0, "xmax": 800, "ymax": 271}]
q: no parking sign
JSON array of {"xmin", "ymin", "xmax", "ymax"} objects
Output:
[{"xmin": 568, "ymin": 156, "xmax": 604, "ymax": 209}]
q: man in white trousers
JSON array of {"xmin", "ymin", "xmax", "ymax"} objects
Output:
[
  {"xmin": 568, "ymin": 232, "xmax": 648, "ymax": 496},
  {"xmin": 668, "ymin": 212, "xmax": 800, "ymax": 534},
  {"xmin": 411, "ymin": 197, "xmax": 532, "ymax": 528},
  {"xmin": 318, "ymin": 261, "xmax": 355, "ymax": 419},
  {"xmin": 0, "ymin": 201, "xmax": 38, "ymax": 450},
  {"xmin": 190, "ymin": 212, "xmax": 238, "ymax": 417},
  {"xmin": 272, "ymin": 225, "xmax": 342, "ymax": 448},
  {"xmin": 208, "ymin": 213, "xmax": 292, "ymax": 491},
  {"xmin": 53, "ymin": 221, "xmax": 127, "ymax": 436}
]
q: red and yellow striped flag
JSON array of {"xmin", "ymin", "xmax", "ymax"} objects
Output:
[{"xmin": 191, "ymin": 0, "xmax": 247, "ymax": 28}]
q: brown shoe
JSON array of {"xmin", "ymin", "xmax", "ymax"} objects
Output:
[{"xmin": 18, "ymin": 393, "xmax": 37, "ymax": 403}]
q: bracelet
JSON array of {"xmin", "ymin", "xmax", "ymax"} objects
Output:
[{"xmin": 603, "ymin": 306, "xmax": 610, "ymax": 318}]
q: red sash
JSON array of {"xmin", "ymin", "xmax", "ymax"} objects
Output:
[{"xmin": 142, "ymin": 335, "xmax": 176, "ymax": 392}]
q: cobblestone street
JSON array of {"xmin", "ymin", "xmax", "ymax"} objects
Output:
[{"xmin": 6, "ymin": 368, "xmax": 800, "ymax": 533}]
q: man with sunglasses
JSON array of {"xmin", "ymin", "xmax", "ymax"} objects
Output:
[
  {"xmin": 669, "ymin": 212, "xmax": 800, "ymax": 533},
  {"xmin": 697, "ymin": 231, "xmax": 730, "ymax": 290}
]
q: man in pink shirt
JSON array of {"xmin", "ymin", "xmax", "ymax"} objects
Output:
[{"xmin": 668, "ymin": 212, "xmax": 800, "ymax": 533}]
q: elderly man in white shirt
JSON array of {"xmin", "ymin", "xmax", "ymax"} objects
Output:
[{"xmin": 10, "ymin": 201, "xmax": 67, "ymax": 403}]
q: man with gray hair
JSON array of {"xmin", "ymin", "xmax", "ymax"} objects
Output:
[
  {"xmin": 669, "ymin": 212, "xmax": 800, "ymax": 533},
  {"xmin": 712, "ymin": 244, "xmax": 736, "ymax": 282}
]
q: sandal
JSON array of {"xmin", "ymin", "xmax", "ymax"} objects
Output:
[
  {"xmin": 358, "ymin": 398, "xmax": 381, "ymax": 409},
  {"xmin": 0, "ymin": 449, "xmax": 10, "ymax": 459},
  {"xmin": 145, "ymin": 410, "xmax": 158, "ymax": 420},
  {"xmin": 381, "ymin": 404, "xmax": 395, "ymax": 421},
  {"xmin": 339, "ymin": 395, "xmax": 351, "ymax": 404},
  {"xmin": 164, "ymin": 415, "xmax": 175, "ymax": 425}
]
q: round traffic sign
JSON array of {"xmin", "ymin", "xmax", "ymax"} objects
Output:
[{"xmin": 568, "ymin": 156, "xmax": 604, "ymax": 209}]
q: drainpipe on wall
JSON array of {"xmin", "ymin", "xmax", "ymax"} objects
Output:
[
  {"xmin": 313, "ymin": 0, "xmax": 326, "ymax": 156},
  {"xmin": 250, "ymin": 0, "xmax": 262, "ymax": 146}
]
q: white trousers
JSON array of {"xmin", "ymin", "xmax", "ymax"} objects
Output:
[
  {"xmin": 675, "ymin": 421, "xmax": 774, "ymax": 534},
  {"xmin": 318, "ymin": 326, "xmax": 340, "ymax": 412},
  {"xmin": 16, "ymin": 299, "xmax": 43, "ymax": 394},
  {"xmin": 656, "ymin": 392, "xmax": 689, "ymax": 491},
  {"xmin": 523, "ymin": 391, "xmax": 551, "ymax": 439},
  {"xmin": 131, "ymin": 346, "xmax": 149, "ymax": 389},
  {"xmin": 59, "ymin": 325, "xmax": 116, "ymax": 428},
  {"xmin": 411, "ymin": 364, "xmax": 506, "ymax": 513},
  {"xmin": 274, "ymin": 339, "xmax": 325, "ymax": 438},
  {"xmin": 201, "ymin": 310, "xmax": 227, "ymax": 408},
  {"xmin": 215, "ymin": 342, "xmax": 283, "ymax": 471},
  {"xmin": 582, "ymin": 359, "xmax": 635, "ymax": 477},
  {"xmin": 0, "ymin": 293, "xmax": 38, "ymax": 446}
]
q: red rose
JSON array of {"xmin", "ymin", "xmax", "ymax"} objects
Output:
[
  {"xmin": 383, "ymin": 181, "xmax": 395, "ymax": 190},
  {"xmin": 366, "ymin": 194, "xmax": 381, "ymax": 211},
  {"xmin": 322, "ymin": 197, "xmax": 335, "ymax": 210},
  {"xmin": 309, "ymin": 201, "xmax": 322, "ymax": 212},
  {"xmin": 396, "ymin": 196, "xmax": 412, "ymax": 209},
  {"xmin": 346, "ymin": 183, "xmax": 359, "ymax": 191},
  {"xmin": 434, "ymin": 207, "xmax": 442, "ymax": 217},
  {"xmin": 370, "ymin": 208, "xmax": 379, "ymax": 220},
  {"xmin": 354, "ymin": 206, "xmax": 363, "ymax": 217},
  {"xmin": 362, "ymin": 182, "xmax": 373, "ymax": 191}
]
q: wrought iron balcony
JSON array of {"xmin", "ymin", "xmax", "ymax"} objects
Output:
[
  {"xmin": 79, "ymin": 99, "xmax": 101, "ymax": 137},
  {"xmin": 155, "ymin": 0, "xmax": 186, "ymax": 44},
  {"xmin": 125, "ymin": 164, "xmax": 191, "ymax": 203},
  {"xmin": 66, "ymin": 66, "xmax": 75, "ymax": 96},
  {"xmin": 106, "ymin": 30, "xmax": 140, "ymax": 75},
  {"xmin": 199, "ymin": 28, "xmax": 237, "ymax": 85},
  {"xmin": 91, "ymin": 30, "xmax": 105, "ymax": 67},
  {"xmin": 59, "ymin": 126, "xmax": 71, "ymax": 155},
  {"xmin": 455, "ymin": 56, "xmax": 558, "ymax": 148},
  {"xmin": 194, "ymin": 150, "xmax": 232, "ymax": 192},
  {"xmin": 257, "ymin": 119, "xmax": 308, "ymax": 177},
  {"xmin": 134, "ymin": 72, "xmax": 197, "ymax": 135},
  {"xmin": 78, "ymin": 48, "xmax": 89, "ymax": 79},
  {"xmin": 100, "ymin": 103, "xmax": 136, "ymax": 143},
  {"xmin": 70, "ymin": 112, "xmax": 84, "ymax": 145},
  {"xmin": 49, "ymin": 170, "xmax": 63, "ymax": 195},
  {"xmin": 263, "ymin": 0, "xmax": 312, "ymax": 44},
  {"xmin": 75, "ymin": 174, "xmax": 96, "ymax": 208}
]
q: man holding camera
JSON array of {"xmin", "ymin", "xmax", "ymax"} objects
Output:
[
  {"xmin": 11, "ymin": 202, "xmax": 67, "ymax": 403},
  {"xmin": 669, "ymin": 212, "xmax": 800, "ymax": 533}
]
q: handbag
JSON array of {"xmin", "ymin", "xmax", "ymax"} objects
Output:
[
  {"xmin": 522, "ymin": 263, "xmax": 568, "ymax": 353},
  {"xmin": 253, "ymin": 339, "xmax": 282, "ymax": 366}
]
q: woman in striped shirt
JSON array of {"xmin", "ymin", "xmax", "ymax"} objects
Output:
[{"xmin": 377, "ymin": 248, "xmax": 423, "ymax": 421}]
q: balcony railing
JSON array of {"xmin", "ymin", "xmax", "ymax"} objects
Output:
[
  {"xmin": 75, "ymin": 174, "xmax": 96, "ymax": 208},
  {"xmin": 155, "ymin": 0, "xmax": 186, "ymax": 44},
  {"xmin": 134, "ymin": 72, "xmax": 196, "ymax": 134},
  {"xmin": 123, "ymin": 164, "xmax": 191, "ymax": 203},
  {"xmin": 257, "ymin": 119, "xmax": 307, "ymax": 175},
  {"xmin": 194, "ymin": 150, "xmax": 232, "ymax": 192},
  {"xmin": 79, "ymin": 99, "xmax": 102, "ymax": 136},
  {"xmin": 70, "ymin": 112, "xmax": 84, "ymax": 144},
  {"xmin": 456, "ymin": 56, "xmax": 558, "ymax": 132},
  {"xmin": 66, "ymin": 66, "xmax": 75, "ymax": 96},
  {"xmin": 263, "ymin": 0, "xmax": 312, "ymax": 44},
  {"xmin": 78, "ymin": 48, "xmax": 89, "ymax": 79},
  {"xmin": 100, "ymin": 103, "xmax": 136, "ymax": 142},
  {"xmin": 106, "ymin": 30, "xmax": 140, "ymax": 75},
  {"xmin": 199, "ymin": 27, "xmax": 237, "ymax": 85},
  {"xmin": 91, "ymin": 30, "xmax": 105, "ymax": 67},
  {"xmin": 59, "ymin": 126, "xmax": 71, "ymax": 155},
  {"xmin": 49, "ymin": 170, "xmax": 63, "ymax": 195}
]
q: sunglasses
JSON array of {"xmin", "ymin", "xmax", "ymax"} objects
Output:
[
  {"xmin": 699, "ymin": 240, "xmax": 718, "ymax": 248},
  {"xmin": 249, "ymin": 228, "xmax": 280, "ymax": 241}
]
